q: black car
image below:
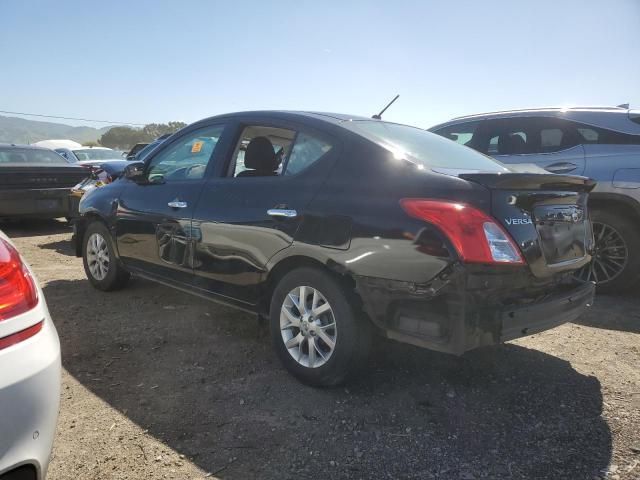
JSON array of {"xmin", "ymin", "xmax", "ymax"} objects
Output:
[
  {"xmin": 0, "ymin": 144, "xmax": 88, "ymax": 219},
  {"xmin": 74, "ymin": 111, "xmax": 596, "ymax": 386},
  {"xmin": 131, "ymin": 133, "xmax": 172, "ymax": 161},
  {"xmin": 126, "ymin": 143, "xmax": 150, "ymax": 160},
  {"xmin": 68, "ymin": 160, "xmax": 133, "ymax": 219}
]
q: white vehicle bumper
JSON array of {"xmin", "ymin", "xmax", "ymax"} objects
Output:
[{"xmin": 0, "ymin": 301, "xmax": 61, "ymax": 480}]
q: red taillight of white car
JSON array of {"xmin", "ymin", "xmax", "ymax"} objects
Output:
[
  {"xmin": 0, "ymin": 238, "xmax": 38, "ymax": 321},
  {"xmin": 400, "ymin": 199, "xmax": 524, "ymax": 265}
]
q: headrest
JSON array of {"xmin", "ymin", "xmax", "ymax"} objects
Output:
[{"xmin": 244, "ymin": 136, "xmax": 277, "ymax": 171}]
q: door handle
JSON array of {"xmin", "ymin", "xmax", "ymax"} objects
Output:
[
  {"xmin": 267, "ymin": 208, "xmax": 298, "ymax": 218},
  {"xmin": 545, "ymin": 162, "xmax": 577, "ymax": 174},
  {"xmin": 168, "ymin": 200, "xmax": 188, "ymax": 209}
]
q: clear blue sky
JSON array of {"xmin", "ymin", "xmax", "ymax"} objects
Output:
[{"xmin": 1, "ymin": 0, "xmax": 639, "ymax": 129}]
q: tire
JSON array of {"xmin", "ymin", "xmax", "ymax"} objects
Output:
[
  {"xmin": 578, "ymin": 208, "xmax": 640, "ymax": 293},
  {"xmin": 269, "ymin": 267, "xmax": 371, "ymax": 387},
  {"xmin": 82, "ymin": 221, "xmax": 130, "ymax": 291}
]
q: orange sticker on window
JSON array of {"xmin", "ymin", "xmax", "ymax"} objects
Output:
[{"xmin": 191, "ymin": 141, "xmax": 203, "ymax": 153}]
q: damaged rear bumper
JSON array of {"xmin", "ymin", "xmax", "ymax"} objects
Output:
[
  {"xmin": 355, "ymin": 266, "xmax": 595, "ymax": 355},
  {"xmin": 499, "ymin": 282, "xmax": 594, "ymax": 342}
]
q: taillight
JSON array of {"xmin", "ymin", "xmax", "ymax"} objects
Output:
[
  {"xmin": 0, "ymin": 321, "xmax": 43, "ymax": 351},
  {"xmin": 0, "ymin": 238, "xmax": 38, "ymax": 320},
  {"xmin": 400, "ymin": 199, "xmax": 524, "ymax": 265}
]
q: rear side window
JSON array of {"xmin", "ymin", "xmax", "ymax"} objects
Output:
[
  {"xmin": 574, "ymin": 122, "xmax": 640, "ymax": 145},
  {"xmin": 228, "ymin": 126, "xmax": 333, "ymax": 178},
  {"xmin": 347, "ymin": 121, "xmax": 508, "ymax": 172},
  {"xmin": 284, "ymin": 133, "xmax": 333, "ymax": 176},
  {"xmin": 0, "ymin": 148, "xmax": 68, "ymax": 164}
]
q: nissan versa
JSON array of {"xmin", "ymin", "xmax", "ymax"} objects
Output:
[{"xmin": 74, "ymin": 111, "xmax": 595, "ymax": 386}]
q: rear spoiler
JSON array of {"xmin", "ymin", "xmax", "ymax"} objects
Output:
[{"xmin": 459, "ymin": 172, "xmax": 596, "ymax": 192}]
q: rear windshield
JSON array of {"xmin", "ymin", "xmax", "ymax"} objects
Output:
[
  {"xmin": 73, "ymin": 148, "xmax": 121, "ymax": 161},
  {"xmin": 346, "ymin": 120, "xmax": 509, "ymax": 172},
  {"xmin": 0, "ymin": 147, "xmax": 69, "ymax": 165}
]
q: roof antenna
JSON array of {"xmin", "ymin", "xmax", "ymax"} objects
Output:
[
  {"xmin": 617, "ymin": 103, "xmax": 630, "ymax": 109},
  {"xmin": 372, "ymin": 94, "xmax": 400, "ymax": 119}
]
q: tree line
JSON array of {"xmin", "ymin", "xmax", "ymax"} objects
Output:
[{"xmin": 99, "ymin": 122, "xmax": 187, "ymax": 149}]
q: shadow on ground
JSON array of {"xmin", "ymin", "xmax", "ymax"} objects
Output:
[
  {"xmin": 574, "ymin": 293, "xmax": 640, "ymax": 334},
  {"xmin": 44, "ymin": 277, "xmax": 612, "ymax": 479},
  {"xmin": 0, "ymin": 218, "xmax": 71, "ymax": 238},
  {"xmin": 39, "ymin": 238, "xmax": 77, "ymax": 257}
]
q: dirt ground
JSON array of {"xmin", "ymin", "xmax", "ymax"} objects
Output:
[{"xmin": 4, "ymin": 219, "xmax": 639, "ymax": 480}]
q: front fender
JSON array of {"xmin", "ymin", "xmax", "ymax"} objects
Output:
[{"xmin": 74, "ymin": 182, "xmax": 124, "ymax": 257}]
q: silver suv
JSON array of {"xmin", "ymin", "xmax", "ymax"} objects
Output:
[{"xmin": 430, "ymin": 106, "xmax": 640, "ymax": 292}]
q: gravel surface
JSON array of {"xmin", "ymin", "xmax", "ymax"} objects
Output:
[{"xmin": 4, "ymin": 219, "xmax": 639, "ymax": 480}]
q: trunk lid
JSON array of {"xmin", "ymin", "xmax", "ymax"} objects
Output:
[
  {"xmin": 459, "ymin": 172, "xmax": 596, "ymax": 278},
  {"xmin": 0, "ymin": 165, "xmax": 88, "ymax": 190}
]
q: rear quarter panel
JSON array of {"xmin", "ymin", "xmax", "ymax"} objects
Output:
[
  {"xmin": 583, "ymin": 144, "xmax": 640, "ymax": 199},
  {"xmin": 286, "ymin": 138, "xmax": 491, "ymax": 284}
]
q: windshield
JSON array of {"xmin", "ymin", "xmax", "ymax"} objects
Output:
[
  {"xmin": 0, "ymin": 147, "xmax": 69, "ymax": 165},
  {"xmin": 73, "ymin": 148, "xmax": 121, "ymax": 161},
  {"xmin": 346, "ymin": 120, "xmax": 509, "ymax": 172},
  {"xmin": 128, "ymin": 144, "xmax": 148, "ymax": 156},
  {"xmin": 135, "ymin": 141, "xmax": 161, "ymax": 161}
]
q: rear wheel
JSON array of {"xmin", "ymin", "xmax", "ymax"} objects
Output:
[
  {"xmin": 269, "ymin": 267, "xmax": 371, "ymax": 387},
  {"xmin": 577, "ymin": 209, "xmax": 640, "ymax": 293},
  {"xmin": 82, "ymin": 221, "xmax": 130, "ymax": 291}
]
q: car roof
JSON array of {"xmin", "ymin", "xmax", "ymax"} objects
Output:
[
  {"xmin": 0, "ymin": 143, "xmax": 55, "ymax": 151},
  {"xmin": 450, "ymin": 106, "xmax": 628, "ymax": 121},
  {"xmin": 431, "ymin": 106, "xmax": 640, "ymax": 135},
  {"xmin": 192, "ymin": 110, "xmax": 374, "ymax": 127},
  {"xmin": 73, "ymin": 146, "xmax": 113, "ymax": 150}
]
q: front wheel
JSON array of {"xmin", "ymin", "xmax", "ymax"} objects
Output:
[
  {"xmin": 82, "ymin": 221, "xmax": 130, "ymax": 291},
  {"xmin": 269, "ymin": 267, "xmax": 371, "ymax": 387}
]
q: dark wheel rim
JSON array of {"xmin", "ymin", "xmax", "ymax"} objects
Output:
[{"xmin": 577, "ymin": 221, "xmax": 628, "ymax": 285}]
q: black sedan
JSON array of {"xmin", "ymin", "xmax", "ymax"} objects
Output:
[
  {"xmin": 0, "ymin": 144, "xmax": 87, "ymax": 219},
  {"xmin": 74, "ymin": 111, "xmax": 595, "ymax": 386}
]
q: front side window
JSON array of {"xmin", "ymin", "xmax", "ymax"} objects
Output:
[
  {"xmin": 540, "ymin": 128, "xmax": 564, "ymax": 152},
  {"xmin": 482, "ymin": 118, "xmax": 580, "ymax": 155},
  {"xmin": 488, "ymin": 129, "xmax": 528, "ymax": 155},
  {"xmin": 147, "ymin": 124, "xmax": 224, "ymax": 182}
]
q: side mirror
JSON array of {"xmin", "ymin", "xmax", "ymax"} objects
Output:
[{"xmin": 124, "ymin": 162, "xmax": 145, "ymax": 181}]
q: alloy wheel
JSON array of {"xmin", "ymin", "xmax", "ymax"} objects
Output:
[
  {"xmin": 86, "ymin": 232, "xmax": 110, "ymax": 281},
  {"xmin": 578, "ymin": 221, "xmax": 628, "ymax": 285},
  {"xmin": 280, "ymin": 285, "xmax": 337, "ymax": 368}
]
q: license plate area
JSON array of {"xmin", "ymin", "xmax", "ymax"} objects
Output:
[
  {"xmin": 36, "ymin": 198, "xmax": 62, "ymax": 211},
  {"xmin": 534, "ymin": 205, "xmax": 587, "ymax": 264}
]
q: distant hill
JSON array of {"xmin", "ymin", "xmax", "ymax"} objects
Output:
[{"xmin": 0, "ymin": 115, "xmax": 113, "ymax": 145}]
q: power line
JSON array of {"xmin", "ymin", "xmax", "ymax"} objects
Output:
[{"xmin": 0, "ymin": 109, "xmax": 145, "ymax": 126}]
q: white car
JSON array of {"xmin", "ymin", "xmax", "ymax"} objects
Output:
[
  {"xmin": 0, "ymin": 231, "xmax": 60, "ymax": 480},
  {"xmin": 53, "ymin": 146, "xmax": 123, "ymax": 163}
]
